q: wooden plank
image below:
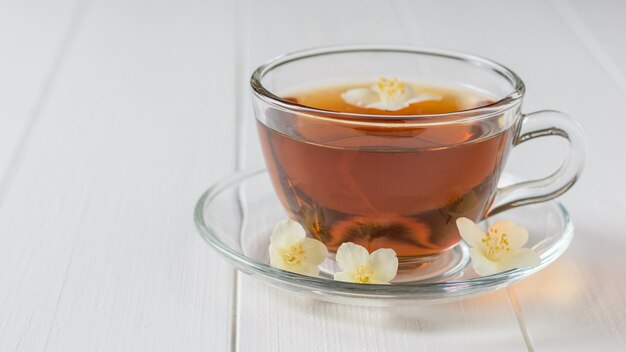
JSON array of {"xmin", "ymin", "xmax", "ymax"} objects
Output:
[
  {"xmin": 555, "ymin": 0, "xmax": 626, "ymax": 96},
  {"xmin": 405, "ymin": 0, "xmax": 626, "ymax": 350},
  {"xmin": 0, "ymin": 0, "xmax": 82, "ymax": 199},
  {"xmin": 0, "ymin": 0, "xmax": 237, "ymax": 350},
  {"xmin": 522, "ymin": 0, "xmax": 626, "ymax": 350},
  {"xmin": 235, "ymin": 1, "xmax": 527, "ymax": 351},
  {"xmin": 238, "ymin": 289, "xmax": 525, "ymax": 352}
]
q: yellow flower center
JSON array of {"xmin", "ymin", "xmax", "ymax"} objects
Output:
[
  {"xmin": 353, "ymin": 264, "xmax": 375, "ymax": 283},
  {"xmin": 376, "ymin": 77, "xmax": 406, "ymax": 102},
  {"xmin": 482, "ymin": 228, "xmax": 511, "ymax": 260},
  {"xmin": 282, "ymin": 244, "xmax": 305, "ymax": 265}
]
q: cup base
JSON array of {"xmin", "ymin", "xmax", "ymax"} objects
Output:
[{"xmin": 394, "ymin": 243, "xmax": 470, "ymax": 283}]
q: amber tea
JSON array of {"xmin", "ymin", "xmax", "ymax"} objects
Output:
[{"xmin": 258, "ymin": 81, "xmax": 515, "ymax": 259}]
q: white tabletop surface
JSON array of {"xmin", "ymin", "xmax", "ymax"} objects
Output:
[{"xmin": 1, "ymin": 0, "xmax": 626, "ymax": 351}]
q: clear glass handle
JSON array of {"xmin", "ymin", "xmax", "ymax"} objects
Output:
[{"xmin": 488, "ymin": 110, "xmax": 586, "ymax": 216}]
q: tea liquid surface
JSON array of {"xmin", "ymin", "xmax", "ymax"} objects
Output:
[{"xmin": 258, "ymin": 82, "xmax": 514, "ymax": 258}]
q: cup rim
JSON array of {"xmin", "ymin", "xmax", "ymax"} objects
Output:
[{"xmin": 250, "ymin": 45, "xmax": 526, "ymax": 126}]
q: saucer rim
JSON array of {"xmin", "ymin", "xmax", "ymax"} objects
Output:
[{"xmin": 194, "ymin": 168, "xmax": 573, "ymax": 299}]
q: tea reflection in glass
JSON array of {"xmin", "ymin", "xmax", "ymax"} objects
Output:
[{"xmin": 258, "ymin": 81, "xmax": 514, "ymax": 259}]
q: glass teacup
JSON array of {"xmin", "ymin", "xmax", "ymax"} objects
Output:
[{"xmin": 251, "ymin": 46, "xmax": 585, "ymax": 264}]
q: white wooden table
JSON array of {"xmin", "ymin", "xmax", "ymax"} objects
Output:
[{"xmin": 1, "ymin": 0, "xmax": 625, "ymax": 350}]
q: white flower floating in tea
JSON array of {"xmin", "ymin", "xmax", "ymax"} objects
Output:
[
  {"xmin": 456, "ymin": 217, "xmax": 541, "ymax": 276},
  {"xmin": 333, "ymin": 242, "xmax": 399, "ymax": 284},
  {"xmin": 341, "ymin": 77, "xmax": 441, "ymax": 111},
  {"xmin": 268, "ymin": 219, "xmax": 328, "ymax": 276}
]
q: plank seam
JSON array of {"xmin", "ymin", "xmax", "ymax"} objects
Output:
[
  {"xmin": 233, "ymin": 186, "xmax": 247, "ymax": 352},
  {"xmin": 234, "ymin": 0, "xmax": 249, "ymax": 172},
  {"xmin": 0, "ymin": 0, "xmax": 90, "ymax": 213},
  {"xmin": 231, "ymin": 0, "xmax": 250, "ymax": 350},
  {"xmin": 507, "ymin": 287, "xmax": 535, "ymax": 352}
]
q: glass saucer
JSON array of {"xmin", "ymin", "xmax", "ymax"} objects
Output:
[{"xmin": 194, "ymin": 169, "xmax": 573, "ymax": 306}]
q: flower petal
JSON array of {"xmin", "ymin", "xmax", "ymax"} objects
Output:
[
  {"xmin": 269, "ymin": 219, "xmax": 306, "ymax": 247},
  {"xmin": 268, "ymin": 245, "xmax": 285, "ymax": 269},
  {"xmin": 468, "ymin": 248, "xmax": 501, "ymax": 276},
  {"xmin": 294, "ymin": 264, "xmax": 320, "ymax": 277},
  {"xmin": 499, "ymin": 248, "xmax": 541, "ymax": 272},
  {"xmin": 333, "ymin": 271, "xmax": 355, "ymax": 283},
  {"xmin": 456, "ymin": 217, "xmax": 485, "ymax": 248},
  {"xmin": 405, "ymin": 94, "xmax": 441, "ymax": 105},
  {"xmin": 368, "ymin": 248, "xmax": 398, "ymax": 283},
  {"xmin": 335, "ymin": 242, "xmax": 369, "ymax": 272},
  {"xmin": 365, "ymin": 101, "xmax": 407, "ymax": 111},
  {"xmin": 341, "ymin": 88, "xmax": 379, "ymax": 108},
  {"xmin": 401, "ymin": 83, "xmax": 415, "ymax": 96},
  {"xmin": 491, "ymin": 220, "xmax": 529, "ymax": 248},
  {"xmin": 269, "ymin": 245, "xmax": 320, "ymax": 276},
  {"xmin": 300, "ymin": 238, "xmax": 328, "ymax": 266}
]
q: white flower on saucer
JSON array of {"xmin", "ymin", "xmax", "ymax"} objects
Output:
[
  {"xmin": 341, "ymin": 77, "xmax": 441, "ymax": 111},
  {"xmin": 333, "ymin": 242, "xmax": 398, "ymax": 284},
  {"xmin": 269, "ymin": 219, "xmax": 328, "ymax": 276},
  {"xmin": 456, "ymin": 217, "xmax": 541, "ymax": 276}
]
